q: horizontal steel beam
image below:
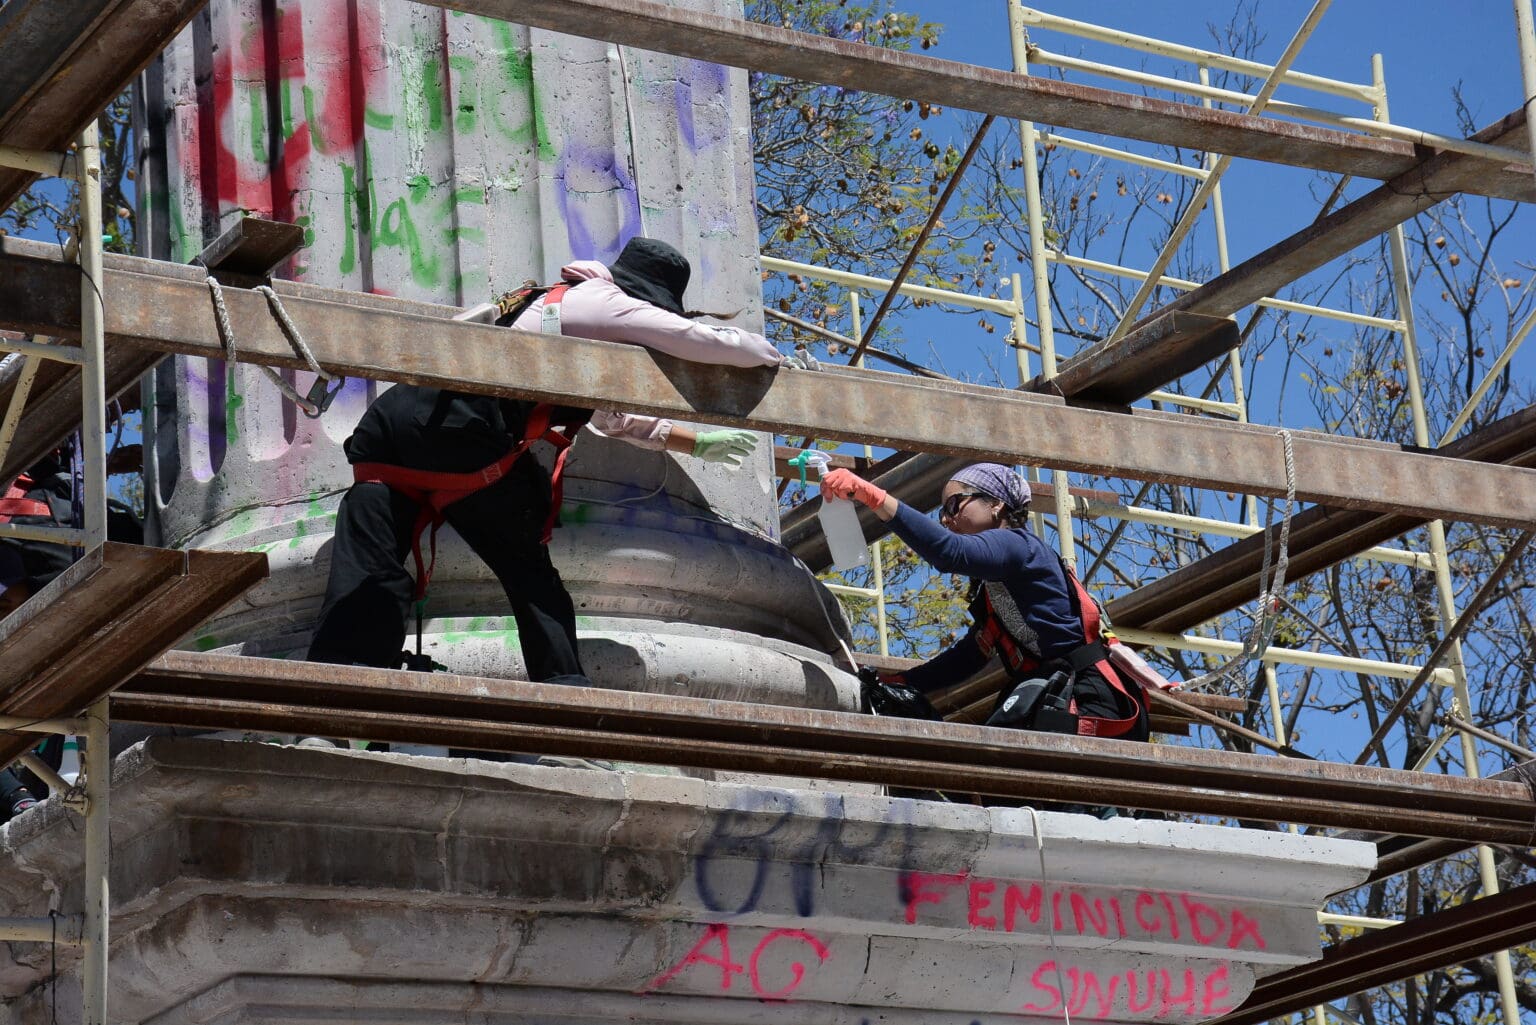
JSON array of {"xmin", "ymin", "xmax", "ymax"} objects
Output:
[
  {"xmin": 446, "ymin": 0, "xmax": 1534, "ymax": 202},
  {"xmin": 1039, "ymin": 311, "xmax": 1241, "ymax": 406},
  {"xmin": 117, "ymin": 652, "xmax": 1536, "ymax": 843},
  {"xmin": 5, "ymin": 240, "xmax": 1536, "ymax": 530},
  {"xmin": 1337, "ymin": 760, "xmax": 1536, "ymax": 891},
  {"xmin": 0, "ymin": 339, "xmax": 159, "ymax": 484},
  {"xmin": 1212, "ymin": 881, "xmax": 1536, "ymax": 1025},
  {"xmin": 1137, "ymin": 107, "xmax": 1530, "ymax": 328},
  {"xmin": 1108, "ymin": 401, "xmax": 1536, "ymax": 633},
  {"xmin": 0, "ymin": 543, "xmax": 267, "ymax": 768},
  {"xmin": 785, "ymin": 313, "xmax": 1243, "ymax": 570},
  {"xmin": 0, "ymin": 0, "xmax": 208, "ymax": 209}
]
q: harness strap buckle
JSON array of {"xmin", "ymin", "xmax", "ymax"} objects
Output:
[{"xmin": 303, "ymin": 375, "xmax": 346, "ymax": 419}]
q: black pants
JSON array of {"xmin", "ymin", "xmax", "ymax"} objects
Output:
[{"xmin": 306, "ymin": 472, "xmax": 587, "ymax": 684}]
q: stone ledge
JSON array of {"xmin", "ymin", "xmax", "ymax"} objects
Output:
[{"xmin": 0, "ymin": 737, "xmax": 1375, "ymax": 1024}]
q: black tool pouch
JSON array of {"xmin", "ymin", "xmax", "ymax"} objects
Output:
[{"xmin": 986, "ymin": 668, "xmax": 1075, "ymax": 730}]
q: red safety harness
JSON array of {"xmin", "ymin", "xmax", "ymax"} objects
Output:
[
  {"xmin": 350, "ymin": 285, "xmax": 587, "ymax": 602},
  {"xmin": 0, "ymin": 475, "xmax": 51, "ymax": 522},
  {"xmin": 975, "ymin": 563, "xmax": 1147, "ymax": 739}
]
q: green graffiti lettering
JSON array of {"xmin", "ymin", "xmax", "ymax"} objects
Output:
[
  {"xmin": 225, "ymin": 367, "xmax": 243, "ymax": 444},
  {"xmin": 423, "ymin": 57, "xmax": 446, "ymax": 133},
  {"xmin": 339, "ymin": 163, "xmax": 359, "ymax": 274},
  {"xmin": 280, "ymin": 78, "xmax": 296, "ymax": 141},
  {"xmin": 407, "ymin": 173, "xmax": 433, "ymax": 204},
  {"xmin": 301, "ymin": 85, "xmax": 326, "ymax": 154},
  {"xmin": 248, "ymin": 84, "xmax": 268, "ymax": 165},
  {"xmin": 364, "ymin": 106, "xmax": 395, "ymax": 130},
  {"xmin": 378, "ymin": 197, "xmax": 442, "ymax": 288},
  {"xmin": 448, "ymin": 54, "xmax": 479, "ymax": 132}
]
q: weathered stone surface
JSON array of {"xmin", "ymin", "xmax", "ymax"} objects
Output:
[
  {"xmin": 141, "ymin": 0, "xmax": 858, "ymax": 709},
  {"xmin": 0, "ymin": 738, "xmax": 1374, "ymax": 1024}
]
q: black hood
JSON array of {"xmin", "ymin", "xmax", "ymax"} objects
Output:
[{"xmin": 608, "ymin": 237, "xmax": 690, "ymax": 316}]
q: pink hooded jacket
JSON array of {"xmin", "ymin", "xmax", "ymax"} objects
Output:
[{"xmin": 511, "ymin": 260, "xmax": 783, "ymax": 449}]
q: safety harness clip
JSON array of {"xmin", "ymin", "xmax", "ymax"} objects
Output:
[{"xmin": 303, "ymin": 375, "xmax": 346, "ymax": 419}]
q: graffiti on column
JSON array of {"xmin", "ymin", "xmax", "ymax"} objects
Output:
[{"xmin": 166, "ymin": 3, "xmax": 734, "ymax": 290}]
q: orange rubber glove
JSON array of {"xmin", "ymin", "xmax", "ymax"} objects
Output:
[{"xmin": 821, "ymin": 467, "xmax": 888, "ymax": 510}]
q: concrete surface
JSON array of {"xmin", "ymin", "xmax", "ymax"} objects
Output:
[{"xmin": 0, "ymin": 738, "xmax": 1375, "ymax": 1024}]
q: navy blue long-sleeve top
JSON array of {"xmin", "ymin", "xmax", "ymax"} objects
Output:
[{"xmin": 887, "ymin": 501, "xmax": 1082, "ymax": 694}]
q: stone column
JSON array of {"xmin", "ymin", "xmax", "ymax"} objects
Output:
[{"xmin": 142, "ymin": 0, "xmax": 854, "ymax": 710}]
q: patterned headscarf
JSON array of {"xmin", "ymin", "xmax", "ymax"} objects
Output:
[{"xmin": 950, "ymin": 463, "xmax": 1032, "ymax": 513}]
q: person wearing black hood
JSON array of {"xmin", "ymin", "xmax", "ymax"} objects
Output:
[{"xmin": 307, "ymin": 237, "xmax": 795, "ymax": 681}]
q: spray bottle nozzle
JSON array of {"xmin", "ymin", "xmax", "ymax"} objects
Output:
[{"xmin": 786, "ymin": 449, "xmax": 830, "ymax": 486}]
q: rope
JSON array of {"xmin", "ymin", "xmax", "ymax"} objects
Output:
[
  {"xmin": 1183, "ymin": 428, "xmax": 1296, "ymax": 693},
  {"xmin": 205, "ymin": 275, "xmax": 342, "ymax": 418},
  {"xmin": 1025, "ymin": 806, "xmax": 1071, "ymax": 1025}
]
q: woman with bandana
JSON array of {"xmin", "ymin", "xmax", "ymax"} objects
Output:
[{"xmin": 821, "ymin": 462, "xmax": 1148, "ymax": 744}]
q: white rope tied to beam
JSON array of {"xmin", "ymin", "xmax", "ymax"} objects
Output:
[
  {"xmin": 1183, "ymin": 428, "xmax": 1296, "ymax": 693},
  {"xmin": 205, "ymin": 275, "xmax": 341, "ymax": 417}
]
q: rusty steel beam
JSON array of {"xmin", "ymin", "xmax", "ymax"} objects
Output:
[
  {"xmin": 0, "ymin": 543, "xmax": 267, "ymax": 767},
  {"xmin": 0, "ymin": 0, "xmax": 207, "ymax": 210},
  {"xmin": 784, "ymin": 313, "xmax": 1242, "ymax": 570},
  {"xmin": 435, "ymin": 0, "xmax": 1535, "ymax": 203},
  {"xmin": 1334, "ymin": 761, "xmax": 1536, "ymax": 891},
  {"xmin": 117, "ymin": 652, "xmax": 1536, "ymax": 843},
  {"xmin": 1108, "ymin": 401, "xmax": 1536, "ymax": 633},
  {"xmin": 5, "ymin": 239, "xmax": 1536, "ymax": 530},
  {"xmin": 1211, "ymin": 881, "xmax": 1536, "ymax": 1025},
  {"xmin": 0, "ymin": 340, "xmax": 162, "ymax": 484},
  {"xmin": 1039, "ymin": 311, "xmax": 1241, "ymax": 405},
  {"xmin": 1135, "ymin": 107, "xmax": 1530, "ymax": 329}
]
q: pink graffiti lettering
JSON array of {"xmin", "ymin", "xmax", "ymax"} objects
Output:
[
  {"xmin": 900, "ymin": 871, "xmax": 967, "ymax": 925},
  {"xmin": 899, "ymin": 871, "xmax": 1269, "ymax": 951},
  {"xmin": 643, "ymin": 923, "xmax": 742, "ymax": 993},
  {"xmin": 966, "ymin": 879, "xmax": 997, "ymax": 930},
  {"xmin": 1020, "ymin": 962, "xmax": 1237, "ymax": 1019},
  {"xmin": 748, "ymin": 928, "xmax": 832, "ymax": 1001},
  {"xmin": 644, "ymin": 923, "xmax": 830, "ymax": 1002},
  {"xmin": 1003, "ymin": 881, "xmax": 1044, "ymax": 932}
]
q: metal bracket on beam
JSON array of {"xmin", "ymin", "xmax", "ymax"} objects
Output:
[
  {"xmin": 0, "ymin": 714, "xmax": 89, "ymax": 733},
  {"xmin": 0, "ymin": 915, "xmax": 85, "ymax": 946},
  {"xmin": 192, "ymin": 217, "xmax": 305, "ymax": 289},
  {"xmin": 0, "ymin": 144, "xmax": 76, "ymax": 178}
]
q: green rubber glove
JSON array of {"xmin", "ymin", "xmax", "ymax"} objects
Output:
[{"xmin": 691, "ymin": 429, "xmax": 758, "ymax": 469}]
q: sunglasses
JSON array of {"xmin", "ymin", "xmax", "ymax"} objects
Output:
[{"xmin": 940, "ymin": 491, "xmax": 986, "ymax": 519}]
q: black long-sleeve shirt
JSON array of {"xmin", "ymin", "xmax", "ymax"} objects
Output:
[{"xmin": 886, "ymin": 502, "xmax": 1081, "ymax": 694}]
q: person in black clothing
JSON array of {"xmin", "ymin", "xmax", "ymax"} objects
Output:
[
  {"xmin": 2, "ymin": 768, "xmax": 37, "ymax": 821},
  {"xmin": 306, "ymin": 386, "xmax": 595, "ymax": 681},
  {"xmin": 1, "ymin": 455, "xmax": 141, "ymax": 819},
  {"xmin": 306, "ymin": 238, "xmax": 786, "ymax": 681}
]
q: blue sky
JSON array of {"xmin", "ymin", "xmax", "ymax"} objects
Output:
[
  {"xmin": 807, "ymin": 1, "xmax": 1536, "ymax": 427},
  {"xmin": 906, "ymin": 0, "xmax": 1532, "ymax": 262}
]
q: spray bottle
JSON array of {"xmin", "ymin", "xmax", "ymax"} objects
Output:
[
  {"xmin": 58, "ymin": 735, "xmax": 81, "ymax": 786},
  {"xmin": 788, "ymin": 450, "xmax": 870, "ymax": 573}
]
